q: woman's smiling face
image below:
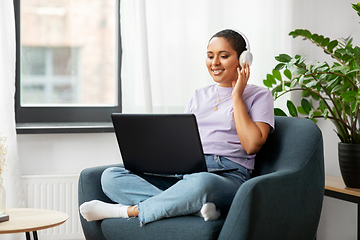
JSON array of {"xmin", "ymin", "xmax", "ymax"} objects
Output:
[{"xmin": 206, "ymin": 37, "xmax": 240, "ymax": 87}]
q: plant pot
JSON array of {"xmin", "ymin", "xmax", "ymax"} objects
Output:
[{"xmin": 339, "ymin": 142, "xmax": 360, "ymax": 188}]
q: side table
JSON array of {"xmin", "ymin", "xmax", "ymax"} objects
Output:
[
  {"xmin": 0, "ymin": 208, "xmax": 68, "ymax": 240},
  {"xmin": 325, "ymin": 175, "xmax": 360, "ymax": 240}
]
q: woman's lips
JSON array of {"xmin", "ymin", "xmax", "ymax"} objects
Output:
[{"xmin": 212, "ymin": 69, "xmax": 224, "ymax": 75}]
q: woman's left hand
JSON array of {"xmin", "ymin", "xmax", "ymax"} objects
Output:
[{"xmin": 232, "ymin": 62, "xmax": 250, "ymax": 98}]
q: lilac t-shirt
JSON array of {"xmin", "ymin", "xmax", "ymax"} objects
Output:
[{"xmin": 185, "ymin": 83, "xmax": 275, "ymax": 170}]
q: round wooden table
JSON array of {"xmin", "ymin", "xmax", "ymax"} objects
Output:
[{"xmin": 0, "ymin": 208, "xmax": 68, "ymax": 240}]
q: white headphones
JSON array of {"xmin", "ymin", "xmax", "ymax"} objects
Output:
[{"xmin": 234, "ymin": 30, "xmax": 253, "ymax": 67}]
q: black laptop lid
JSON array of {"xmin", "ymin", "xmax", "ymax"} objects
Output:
[{"xmin": 111, "ymin": 113, "xmax": 207, "ymax": 175}]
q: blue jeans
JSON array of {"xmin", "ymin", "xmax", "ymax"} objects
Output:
[{"xmin": 101, "ymin": 155, "xmax": 251, "ymax": 225}]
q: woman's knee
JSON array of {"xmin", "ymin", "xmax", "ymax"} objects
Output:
[
  {"xmin": 183, "ymin": 172, "xmax": 221, "ymax": 192},
  {"xmin": 101, "ymin": 167, "xmax": 129, "ymax": 190}
]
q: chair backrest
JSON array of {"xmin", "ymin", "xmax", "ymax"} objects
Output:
[
  {"xmin": 218, "ymin": 116, "xmax": 325, "ymax": 240},
  {"xmin": 253, "ymin": 116, "xmax": 323, "ymax": 177}
]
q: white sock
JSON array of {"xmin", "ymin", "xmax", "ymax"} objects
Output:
[
  {"xmin": 79, "ymin": 200, "xmax": 129, "ymax": 221},
  {"xmin": 196, "ymin": 202, "xmax": 221, "ymax": 221}
]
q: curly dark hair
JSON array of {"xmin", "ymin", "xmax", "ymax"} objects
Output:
[{"xmin": 209, "ymin": 29, "xmax": 247, "ymax": 58}]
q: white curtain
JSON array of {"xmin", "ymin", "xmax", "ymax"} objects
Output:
[
  {"xmin": 0, "ymin": 0, "xmax": 25, "ymax": 238},
  {"xmin": 120, "ymin": 0, "xmax": 294, "ymax": 113}
]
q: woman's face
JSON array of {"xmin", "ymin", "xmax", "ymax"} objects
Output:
[{"xmin": 206, "ymin": 37, "xmax": 240, "ymax": 87}]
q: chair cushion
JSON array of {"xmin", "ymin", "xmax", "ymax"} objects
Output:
[{"xmin": 101, "ymin": 216, "xmax": 225, "ymax": 240}]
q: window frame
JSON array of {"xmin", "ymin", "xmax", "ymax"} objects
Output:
[{"xmin": 13, "ymin": 0, "xmax": 122, "ymax": 133}]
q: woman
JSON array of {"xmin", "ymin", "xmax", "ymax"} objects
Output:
[{"xmin": 80, "ymin": 29, "xmax": 275, "ymax": 226}]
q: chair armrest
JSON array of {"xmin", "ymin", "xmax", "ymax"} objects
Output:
[
  {"xmin": 78, "ymin": 164, "xmax": 122, "ymax": 240},
  {"xmin": 78, "ymin": 164, "xmax": 122, "ymax": 204},
  {"xmin": 219, "ymin": 160, "xmax": 324, "ymax": 240}
]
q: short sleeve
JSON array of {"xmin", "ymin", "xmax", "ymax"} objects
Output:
[{"xmin": 247, "ymin": 87, "xmax": 275, "ymax": 133}]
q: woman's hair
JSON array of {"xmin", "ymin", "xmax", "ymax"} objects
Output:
[{"xmin": 209, "ymin": 29, "xmax": 247, "ymax": 58}]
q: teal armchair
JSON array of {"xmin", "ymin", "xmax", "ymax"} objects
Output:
[{"xmin": 78, "ymin": 116, "xmax": 325, "ymax": 240}]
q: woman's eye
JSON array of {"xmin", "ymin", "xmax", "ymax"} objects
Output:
[
  {"xmin": 221, "ymin": 55, "xmax": 228, "ymax": 59},
  {"xmin": 208, "ymin": 56, "xmax": 214, "ymax": 59}
]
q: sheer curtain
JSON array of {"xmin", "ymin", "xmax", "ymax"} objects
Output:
[
  {"xmin": 120, "ymin": 0, "xmax": 293, "ymax": 113},
  {"xmin": 0, "ymin": 1, "xmax": 25, "ymax": 239}
]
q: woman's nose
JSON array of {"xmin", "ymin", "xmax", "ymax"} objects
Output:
[{"xmin": 212, "ymin": 56, "xmax": 220, "ymax": 66}]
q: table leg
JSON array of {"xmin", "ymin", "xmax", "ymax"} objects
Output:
[{"xmin": 25, "ymin": 231, "xmax": 38, "ymax": 240}]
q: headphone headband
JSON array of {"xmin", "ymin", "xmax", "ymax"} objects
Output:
[
  {"xmin": 232, "ymin": 29, "xmax": 253, "ymax": 66},
  {"xmin": 233, "ymin": 29, "xmax": 250, "ymax": 51}
]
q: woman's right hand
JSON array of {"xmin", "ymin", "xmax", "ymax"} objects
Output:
[{"xmin": 232, "ymin": 63, "xmax": 250, "ymax": 99}]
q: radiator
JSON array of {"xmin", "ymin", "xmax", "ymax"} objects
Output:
[{"xmin": 21, "ymin": 174, "xmax": 84, "ymax": 240}]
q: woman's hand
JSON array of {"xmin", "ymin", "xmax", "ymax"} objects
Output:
[
  {"xmin": 232, "ymin": 62, "xmax": 250, "ymax": 99},
  {"xmin": 231, "ymin": 62, "xmax": 270, "ymax": 155}
]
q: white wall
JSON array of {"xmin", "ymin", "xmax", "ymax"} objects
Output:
[
  {"xmin": 17, "ymin": 133, "xmax": 121, "ymax": 175},
  {"xmin": 16, "ymin": 0, "xmax": 360, "ymax": 239},
  {"xmin": 290, "ymin": 0, "xmax": 360, "ymax": 239}
]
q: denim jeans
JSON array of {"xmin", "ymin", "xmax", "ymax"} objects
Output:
[{"xmin": 101, "ymin": 155, "xmax": 251, "ymax": 225}]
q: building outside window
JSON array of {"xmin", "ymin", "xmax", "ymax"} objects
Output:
[{"xmin": 15, "ymin": 0, "xmax": 121, "ymax": 130}]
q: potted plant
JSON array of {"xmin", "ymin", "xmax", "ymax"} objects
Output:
[{"xmin": 263, "ymin": 3, "xmax": 360, "ymax": 188}]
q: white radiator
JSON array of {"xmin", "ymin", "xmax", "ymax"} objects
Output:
[{"xmin": 21, "ymin": 174, "xmax": 85, "ymax": 240}]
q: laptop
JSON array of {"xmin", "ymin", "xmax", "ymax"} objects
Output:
[{"xmin": 111, "ymin": 113, "xmax": 237, "ymax": 175}]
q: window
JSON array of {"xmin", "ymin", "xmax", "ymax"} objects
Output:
[
  {"xmin": 21, "ymin": 46, "xmax": 80, "ymax": 104},
  {"xmin": 14, "ymin": 0, "xmax": 122, "ymax": 133}
]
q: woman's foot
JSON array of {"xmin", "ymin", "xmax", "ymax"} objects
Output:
[
  {"xmin": 196, "ymin": 202, "xmax": 221, "ymax": 221},
  {"xmin": 79, "ymin": 200, "xmax": 130, "ymax": 221}
]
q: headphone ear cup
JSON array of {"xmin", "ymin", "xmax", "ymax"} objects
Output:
[{"xmin": 239, "ymin": 51, "xmax": 253, "ymax": 67}]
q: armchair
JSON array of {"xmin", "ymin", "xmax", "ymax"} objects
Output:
[{"xmin": 78, "ymin": 116, "xmax": 325, "ymax": 240}]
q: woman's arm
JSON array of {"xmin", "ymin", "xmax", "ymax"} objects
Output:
[{"xmin": 232, "ymin": 63, "xmax": 271, "ymax": 155}]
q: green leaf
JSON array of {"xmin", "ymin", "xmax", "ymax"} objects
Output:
[
  {"xmin": 313, "ymin": 111, "xmax": 322, "ymax": 117},
  {"xmin": 331, "ymin": 65, "xmax": 350, "ymax": 72},
  {"xmin": 299, "ymin": 56, "xmax": 307, "ymax": 64},
  {"xmin": 310, "ymin": 118, "xmax": 318, "ymax": 124},
  {"xmin": 301, "ymin": 90, "xmax": 311, "ymax": 97},
  {"xmin": 326, "ymin": 77, "xmax": 340, "ymax": 89},
  {"xmin": 303, "ymin": 30, "xmax": 312, "ymax": 39},
  {"xmin": 354, "ymin": 46, "xmax": 360, "ymax": 59},
  {"xmin": 312, "ymin": 62, "xmax": 326, "ymax": 72},
  {"xmin": 311, "ymin": 92, "xmax": 320, "ymax": 101},
  {"xmin": 321, "ymin": 37, "xmax": 330, "ymax": 47},
  {"xmin": 324, "ymin": 109, "xmax": 329, "ymax": 119},
  {"xmin": 290, "ymin": 78, "xmax": 297, "ymax": 88},
  {"xmin": 341, "ymin": 91, "xmax": 357, "ymax": 98},
  {"xmin": 275, "ymin": 63, "xmax": 286, "ymax": 71},
  {"xmin": 341, "ymin": 91, "xmax": 357, "ymax": 102},
  {"xmin": 299, "ymin": 75, "xmax": 305, "ymax": 86},
  {"xmin": 319, "ymin": 99, "xmax": 326, "ymax": 113},
  {"xmin": 297, "ymin": 106, "xmax": 307, "ymax": 115},
  {"xmin": 346, "ymin": 69, "xmax": 360, "ymax": 76},
  {"xmin": 263, "ymin": 79, "xmax": 273, "ymax": 88},
  {"xmin": 305, "ymin": 81, "xmax": 318, "ymax": 88},
  {"xmin": 287, "ymin": 100, "xmax": 298, "ymax": 117},
  {"xmin": 312, "ymin": 33, "xmax": 320, "ymax": 43},
  {"xmin": 275, "ymin": 54, "xmax": 292, "ymax": 63},
  {"xmin": 292, "ymin": 67, "xmax": 307, "ymax": 76},
  {"xmin": 353, "ymin": 3, "xmax": 360, "ymax": 16},
  {"xmin": 272, "ymin": 69, "xmax": 282, "ymax": 81},
  {"xmin": 327, "ymin": 40, "xmax": 338, "ymax": 52},
  {"xmin": 301, "ymin": 98, "xmax": 312, "ymax": 114},
  {"xmin": 266, "ymin": 74, "xmax": 276, "ymax": 84},
  {"xmin": 351, "ymin": 101, "xmax": 358, "ymax": 113},
  {"xmin": 274, "ymin": 108, "xmax": 287, "ymax": 116},
  {"xmin": 331, "ymin": 84, "xmax": 347, "ymax": 94},
  {"xmin": 309, "ymin": 109, "xmax": 314, "ymax": 119},
  {"xmin": 289, "ymin": 29, "xmax": 312, "ymax": 39},
  {"xmin": 284, "ymin": 69, "xmax": 292, "ymax": 80}
]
